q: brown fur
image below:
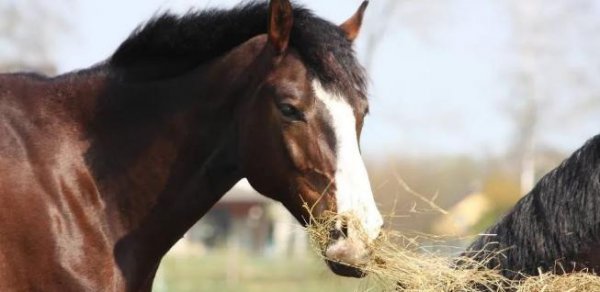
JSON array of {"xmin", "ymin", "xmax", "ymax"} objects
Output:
[{"xmin": 0, "ymin": 1, "xmax": 372, "ymax": 290}]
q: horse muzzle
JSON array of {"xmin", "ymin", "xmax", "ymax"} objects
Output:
[{"xmin": 323, "ymin": 225, "xmax": 375, "ymax": 278}]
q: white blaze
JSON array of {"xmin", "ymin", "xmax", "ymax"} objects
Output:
[{"xmin": 313, "ymin": 81, "xmax": 383, "ymax": 243}]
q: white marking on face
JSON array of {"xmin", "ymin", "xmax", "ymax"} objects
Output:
[{"xmin": 312, "ymin": 81, "xmax": 383, "ymax": 244}]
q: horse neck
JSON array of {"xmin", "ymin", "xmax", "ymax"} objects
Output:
[{"xmin": 84, "ymin": 41, "xmax": 269, "ymax": 261}]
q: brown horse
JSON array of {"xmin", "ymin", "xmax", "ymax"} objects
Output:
[{"xmin": 0, "ymin": 0, "xmax": 382, "ymax": 291}]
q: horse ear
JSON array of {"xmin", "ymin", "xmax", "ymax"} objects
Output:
[
  {"xmin": 268, "ymin": 0, "xmax": 294, "ymax": 54},
  {"xmin": 340, "ymin": 1, "xmax": 369, "ymax": 42}
]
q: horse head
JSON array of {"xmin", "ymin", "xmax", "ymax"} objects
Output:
[{"xmin": 237, "ymin": 0, "xmax": 382, "ymax": 277}]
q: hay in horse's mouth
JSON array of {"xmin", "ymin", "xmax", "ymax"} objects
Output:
[{"xmin": 304, "ymin": 209, "xmax": 600, "ymax": 291}]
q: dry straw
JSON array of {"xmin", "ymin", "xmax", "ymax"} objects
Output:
[
  {"xmin": 306, "ymin": 212, "xmax": 600, "ymax": 291},
  {"xmin": 306, "ymin": 210, "xmax": 508, "ymax": 291},
  {"xmin": 303, "ymin": 187, "xmax": 600, "ymax": 291}
]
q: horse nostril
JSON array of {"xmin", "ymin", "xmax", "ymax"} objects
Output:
[
  {"xmin": 329, "ymin": 228, "xmax": 344, "ymax": 240},
  {"xmin": 329, "ymin": 220, "xmax": 348, "ymax": 240}
]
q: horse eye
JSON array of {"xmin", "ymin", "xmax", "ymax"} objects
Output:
[{"xmin": 278, "ymin": 103, "xmax": 304, "ymax": 121}]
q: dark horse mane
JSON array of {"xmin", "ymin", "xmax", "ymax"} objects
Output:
[
  {"xmin": 109, "ymin": 1, "xmax": 367, "ymax": 102},
  {"xmin": 464, "ymin": 134, "xmax": 600, "ymax": 279}
]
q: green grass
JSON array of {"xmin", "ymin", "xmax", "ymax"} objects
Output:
[{"xmin": 153, "ymin": 249, "xmax": 368, "ymax": 292}]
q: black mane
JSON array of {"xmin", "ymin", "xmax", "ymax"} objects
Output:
[
  {"xmin": 463, "ymin": 134, "xmax": 600, "ymax": 279},
  {"xmin": 110, "ymin": 1, "xmax": 366, "ymax": 100}
]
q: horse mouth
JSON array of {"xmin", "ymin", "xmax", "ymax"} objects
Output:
[{"xmin": 325, "ymin": 259, "xmax": 367, "ymax": 278}]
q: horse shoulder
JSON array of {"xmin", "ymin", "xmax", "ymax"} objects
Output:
[{"xmin": 0, "ymin": 76, "xmax": 119, "ymax": 288}]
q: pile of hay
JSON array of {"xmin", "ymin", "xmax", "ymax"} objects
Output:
[
  {"xmin": 516, "ymin": 272, "xmax": 600, "ymax": 292},
  {"xmin": 305, "ymin": 211, "xmax": 600, "ymax": 292}
]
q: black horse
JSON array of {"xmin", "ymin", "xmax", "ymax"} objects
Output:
[{"xmin": 464, "ymin": 134, "xmax": 600, "ymax": 279}]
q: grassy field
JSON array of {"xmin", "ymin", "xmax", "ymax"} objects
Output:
[{"xmin": 152, "ymin": 249, "xmax": 368, "ymax": 292}]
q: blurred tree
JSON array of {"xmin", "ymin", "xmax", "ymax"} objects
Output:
[
  {"xmin": 504, "ymin": 0, "xmax": 600, "ymax": 195},
  {"xmin": 0, "ymin": 0, "xmax": 71, "ymax": 73},
  {"xmin": 362, "ymin": 0, "xmax": 600, "ymax": 198},
  {"xmin": 358, "ymin": 0, "xmax": 600, "ymax": 237}
]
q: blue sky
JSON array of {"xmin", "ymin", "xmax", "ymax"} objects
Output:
[{"xmin": 51, "ymin": 0, "xmax": 600, "ymax": 159}]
